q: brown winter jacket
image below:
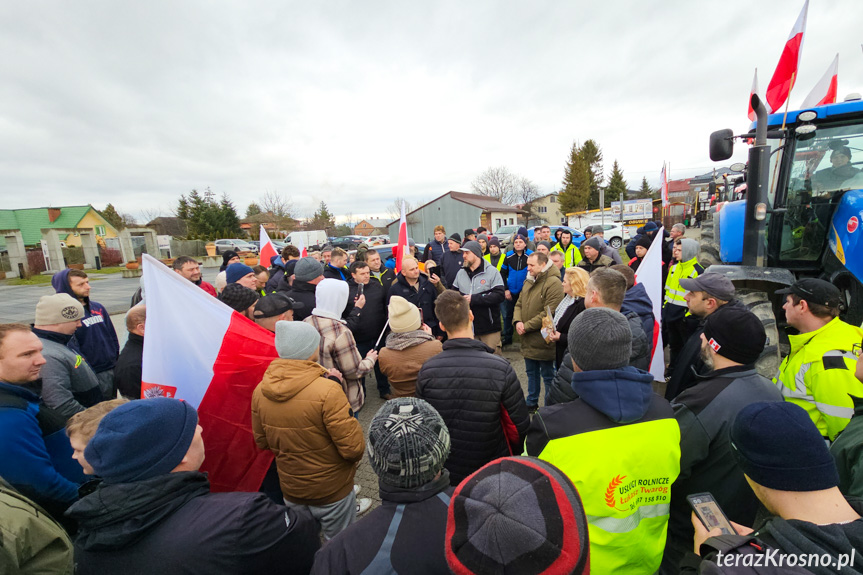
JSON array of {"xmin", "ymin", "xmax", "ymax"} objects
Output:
[
  {"xmin": 251, "ymin": 359, "xmax": 365, "ymax": 506},
  {"xmin": 513, "ymin": 261, "xmax": 565, "ymax": 361},
  {"xmin": 378, "ymin": 334, "xmax": 443, "ymax": 397}
]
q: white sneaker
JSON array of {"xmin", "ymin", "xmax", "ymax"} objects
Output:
[
  {"xmin": 356, "ymin": 497, "xmax": 372, "ymax": 516},
  {"xmin": 353, "ymin": 484, "xmax": 361, "ymax": 496}
]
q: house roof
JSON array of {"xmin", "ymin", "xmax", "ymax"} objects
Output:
[
  {"xmin": 147, "ymin": 216, "xmax": 188, "ymax": 237},
  {"xmin": 386, "ymin": 191, "xmax": 523, "ymax": 227},
  {"xmin": 359, "ymin": 218, "xmax": 390, "ymax": 228},
  {"xmin": 667, "ymin": 179, "xmax": 691, "ymax": 193},
  {"xmin": 0, "ymin": 205, "xmax": 95, "ymax": 245}
]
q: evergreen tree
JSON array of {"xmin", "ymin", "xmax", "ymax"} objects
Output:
[
  {"xmin": 606, "ymin": 160, "xmax": 628, "ymax": 207},
  {"xmin": 99, "ymin": 203, "xmax": 125, "ymax": 230},
  {"xmin": 177, "ymin": 189, "xmax": 243, "ymax": 240},
  {"xmin": 558, "ymin": 141, "xmax": 591, "ymax": 215},
  {"xmin": 581, "ymin": 140, "xmax": 604, "ymax": 209},
  {"xmin": 639, "ymin": 176, "xmax": 655, "ymax": 199},
  {"xmin": 309, "ymin": 202, "xmax": 336, "ymax": 234},
  {"xmin": 216, "ymin": 194, "xmax": 243, "ymax": 237},
  {"xmin": 246, "ymin": 202, "xmax": 262, "ymax": 217},
  {"xmin": 176, "ymin": 195, "xmax": 191, "ymax": 220}
]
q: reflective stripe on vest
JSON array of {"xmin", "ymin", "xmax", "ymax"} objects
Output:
[
  {"xmin": 664, "ymin": 260, "xmax": 698, "ymax": 306},
  {"xmin": 551, "ymin": 243, "xmax": 582, "ymax": 267},
  {"xmin": 773, "ymin": 319, "xmax": 863, "ymax": 440},
  {"xmin": 483, "ymin": 253, "xmax": 504, "ymax": 271},
  {"xmin": 536, "ymin": 417, "xmax": 680, "ymax": 574}
]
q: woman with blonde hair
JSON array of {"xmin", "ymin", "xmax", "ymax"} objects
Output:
[{"xmin": 549, "ymin": 267, "xmax": 589, "ymax": 368}]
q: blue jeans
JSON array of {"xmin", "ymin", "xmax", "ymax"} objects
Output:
[
  {"xmin": 501, "ymin": 291, "xmax": 520, "ymax": 344},
  {"xmin": 525, "ymin": 358, "xmax": 555, "ymax": 407}
]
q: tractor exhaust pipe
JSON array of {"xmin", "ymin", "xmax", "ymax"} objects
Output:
[{"xmin": 742, "ymin": 94, "xmax": 770, "ymax": 267}]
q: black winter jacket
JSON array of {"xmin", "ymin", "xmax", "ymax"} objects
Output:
[
  {"xmin": 388, "ymin": 273, "xmax": 439, "ymax": 329},
  {"xmin": 323, "ymin": 264, "xmax": 349, "ymax": 281},
  {"xmin": 344, "ymin": 279, "xmax": 388, "ymax": 343},
  {"xmin": 285, "ymin": 280, "xmax": 317, "ymax": 322},
  {"xmin": 311, "ymin": 473, "xmax": 454, "ymax": 574},
  {"xmin": 554, "ymin": 298, "xmax": 585, "ymax": 368},
  {"xmin": 440, "ymin": 250, "xmax": 463, "ymax": 288},
  {"xmin": 662, "ymin": 366, "xmax": 784, "ymax": 574},
  {"xmin": 547, "ymin": 350, "xmax": 578, "ymax": 407},
  {"xmin": 114, "ymin": 333, "xmax": 143, "ymax": 400},
  {"xmin": 66, "ymin": 471, "xmax": 320, "ymax": 575},
  {"xmin": 416, "ymin": 338, "xmax": 530, "ymax": 485}
]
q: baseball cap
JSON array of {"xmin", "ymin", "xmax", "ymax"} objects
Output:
[
  {"xmin": 253, "ymin": 293, "xmax": 304, "ymax": 318},
  {"xmin": 775, "ymin": 278, "xmax": 842, "ymax": 308},
  {"xmin": 679, "ymin": 273, "xmax": 736, "ymax": 301}
]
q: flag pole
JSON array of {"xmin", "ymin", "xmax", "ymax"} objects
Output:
[{"xmin": 780, "ymin": 72, "xmax": 796, "ymax": 131}]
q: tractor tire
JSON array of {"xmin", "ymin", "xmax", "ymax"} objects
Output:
[
  {"xmin": 698, "ymin": 219, "xmax": 721, "ymax": 267},
  {"xmin": 610, "ymin": 237, "xmax": 623, "ymax": 249},
  {"xmin": 735, "ymin": 289, "xmax": 781, "ymax": 379}
]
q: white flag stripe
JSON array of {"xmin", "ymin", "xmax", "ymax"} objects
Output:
[
  {"xmin": 800, "ymin": 54, "xmax": 839, "ymax": 109},
  {"xmin": 634, "ymin": 227, "xmax": 666, "ymax": 382},
  {"xmin": 141, "ymin": 254, "xmax": 233, "ymax": 408}
]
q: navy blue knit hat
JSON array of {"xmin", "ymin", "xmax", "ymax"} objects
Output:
[
  {"xmin": 731, "ymin": 401, "xmax": 839, "ymax": 492},
  {"xmin": 446, "ymin": 457, "xmax": 590, "ymax": 574},
  {"xmin": 85, "ymin": 398, "xmax": 199, "ymax": 484},
  {"xmin": 225, "ymin": 262, "xmax": 255, "ymax": 284}
]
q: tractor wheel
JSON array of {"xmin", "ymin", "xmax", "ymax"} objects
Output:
[
  {"xmin": 736, "ymin": 289, "xmax": 781, "ymax": 379},
  {"xmin": 698, "ymin": 219, "xmax": 720, "ymax": 267}
]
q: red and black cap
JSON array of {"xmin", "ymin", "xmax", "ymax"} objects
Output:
[{"xmin": 446, "ymin": 457, "xmax": 589, "ymax": 575}]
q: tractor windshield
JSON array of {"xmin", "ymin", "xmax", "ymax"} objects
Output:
[{"xmin": 778, "ymin": 122, "xmax": 863, "ymax": 261}]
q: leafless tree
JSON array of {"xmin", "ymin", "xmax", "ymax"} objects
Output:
[
  {"xmin": 140, "ymin": 207, "xmax": 164, "ymax": 225},
  {"xmin": 260, "ymin": 190, "xmax": 295, "ymax": 219},
  {"xmin": 386, "ymin": 197, "xmax": 421, "ymax": 225},
  {"xmin": 516, "ymin": 177, "xmax": 543, "ymax": 225},
  {"xmin": 471, "ymin": 166, "xmax": 518, "ymax": 205}
]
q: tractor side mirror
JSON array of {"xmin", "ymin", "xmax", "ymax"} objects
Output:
[{"xmin": 709, "ymin": 129, "xmax": 734, "ymax": 162}]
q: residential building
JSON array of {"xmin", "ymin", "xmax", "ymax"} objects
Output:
[
  {"xmin": 354, "ymin": 218, "xmax": 390, "ymax": 236},
  {"xmin": 0, "ymin": 205, "xmax": 119, "ymax": 248}
]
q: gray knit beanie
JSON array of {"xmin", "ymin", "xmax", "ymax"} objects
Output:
[
  {"xmin": 567, "ymin": 307, "xmax": 632, "ymax": 371},
  {"xmin": 367, "ymin": 397, "xmax": 451, "ymax": 488},
  {"xmin": 294, "ymin": 256, "xmax": 324, "ymax": 282},
  {"xmin": 274, "ymin": 320, "xmax": 320, "ymax": 360}
]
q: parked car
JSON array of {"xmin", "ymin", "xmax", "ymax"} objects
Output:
[
  {"xmin": 330, "ymin": 236, "xmax": 360, "ymax": 251},
  {"xmin": 214, "ymin": 239, "xmax": 258, "ymax": 254},
  {"xmin": 590, "ymin": 223, "xmax": 631, "ymax": 249}
]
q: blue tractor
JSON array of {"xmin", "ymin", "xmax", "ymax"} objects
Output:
[{"xmin": 705, "ymin": 94, "xmax": 863, "ymax": 374}]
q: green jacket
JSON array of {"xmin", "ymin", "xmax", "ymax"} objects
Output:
[
  {"xmin": 0, "ymin": 478, "xmax": 73, "ymax": 574},
  {"xmin": 773, "ymin": 317, "xmax": 863, "ymax": 440},
  {"xmin": 513, "ymin": 262, "xmax": 565, "ymax": 361},
  {"xmin": 831, "ymin": 396, "xmax": 863, "ymax": 497}
]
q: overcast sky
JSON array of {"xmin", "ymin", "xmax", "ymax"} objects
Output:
[{"xmin": 2, "ymin": 1, "xmax": 861, "ymax": 224}]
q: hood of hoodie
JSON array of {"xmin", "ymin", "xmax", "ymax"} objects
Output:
[
  {"xmin": 270, "ymin": 255, "xmax": 284, "ymax": 269},
  {"xmin": 571, "ymin": 366, "xmax": 655, "ymax": 423},
  {"xmin": 311, "ymin": 278, "xmax": 348, "ymax": 321},
  {"xmin": 67, "ymin": 471, "xmax": 210, "ymax": 551},
  {"xmin": 259, "ymin": 359, "xmax": 329, "ymax": 402},
  {"xmin": 621, "ymin": 283, "xmax": 653, "ymax": 318},
  {"xmin": 679, "ymin": 238, "xmax": 699, "ymax": 262},
  {"xmin": 763, "ymin": 498, "xmax": 863, "ymax": 572},
  {"xmin": 51, "ymin": 268, "xmax": 88, "ymax": 305}
]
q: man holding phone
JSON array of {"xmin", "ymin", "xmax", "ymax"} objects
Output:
[
  {"xmin": 683, "ymin": 402, "xmax": 863, "ymax": 573},
  {"xmin": 388, "ymin": 257, "xmax": 441, "ymax": 339},
  {"xmin": 661, "ymin": 306, "xmax": 783, "ymax": 574},
  {"xmin": 344, "ymin": 261, "xmax": 390, "ymax": 399}
]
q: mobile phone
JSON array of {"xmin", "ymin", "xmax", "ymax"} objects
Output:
[
  {"xmin": 357, "ymin": 283, "xmax": 364, "ymax": 297},
  {"xmin": 687, "ymin": 493, "xmax": 737, "ymax": 535}
]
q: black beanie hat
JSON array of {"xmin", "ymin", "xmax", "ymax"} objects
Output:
[
  {"xmin": 636, "ymin": 235, "xmax": 653, "ymax": 250},
  {"xmin": 446, "ymin": 457, "xmax": 590, "ymax": 575},
  {"xmin": 449, "ymin": 233, "xmax": 462, "ymax": 244},
  {"xmin": 731, "ymin": 401, "xmax": 839, "ymax": 491},
  {"xmin": 218, "ymin": 283, "xmax": 259, "ymax": 313},
  {"xmin": 703, "ymin": 305, "xmax": 766, "ymax": 365}
]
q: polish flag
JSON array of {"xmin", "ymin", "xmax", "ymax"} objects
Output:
[
  {"xmin": 800, "ymin": 54, "xmax": 839, "ymax": 109},
  {"xmin": 660, "ymin": 164, "xmax": 668, "ymax": 208},
  {"xmin": 393, "ymin": 200, "xmax": 408, "ymax": 274},
  {"xmin": 765, "ymin": 0, "xmax": 808, "ymax": 113},
  {"xmin": 141, "ymin": 254, "xmax": 277, "ymax": 492},
  {"xmin": 748, "ymin": 69, "xmax": 759, "ymax": 121},
  {"xmin": 293, "ymin": 235, "xmax": 308, "ymax": 258},
  {"xmin": 258, "ymin": 225, "xmax": 278, "ymax": 267},
  {"xmin": 634, "ymin": 227, "xmax": 665, "ymax": 383}
]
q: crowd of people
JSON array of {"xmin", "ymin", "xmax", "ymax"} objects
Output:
[{"xmin": 2, "ymin": 220, "xmax": 863, "ymax": 574}]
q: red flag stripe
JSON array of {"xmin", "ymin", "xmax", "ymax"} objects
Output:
[{"xmin": 765, "ymin": 0, "xmax": 808, "ymax": 113}]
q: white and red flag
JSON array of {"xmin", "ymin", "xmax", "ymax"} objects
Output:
[
  {"xmin": 800, "ymin": 54, "xmax": 839, "ymax": 109},
  {"xmin": 393, "ymin": 200, "xmax": 408, "ymax": 274},
  {"xmin": 141, "ymin": 254, "xmax": 277, "ymax": 492},
  {"xmin": 660, "ymin": 164, "xmax": 668, "ymax": 208},
  {"xmin": 633, "ymin": 227, "xmax": 665, "ymax": 383},
  {"xmin": 293, "ymin": 234, "xmax": 308, "ymax": 258},
  {"xmin": 748, "ymin": 69, "xmax": 760, "ymax": 121},
  {"xmin": 765, "ymin": 0, "xmax": 808, "ymax": 113},
  {"xmin": 258, "ymin": 225, "xmax": 278, "ymax": 267}
]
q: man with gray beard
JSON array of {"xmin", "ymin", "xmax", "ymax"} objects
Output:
[{"xmin": 660, "ymin": 305, "xmax": 783, "ymax": 574}]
